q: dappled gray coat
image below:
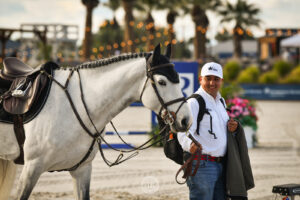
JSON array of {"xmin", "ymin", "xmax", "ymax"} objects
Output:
[{"xmin": 226, "ymin": 122, "xmax": 255, "ymax": 199}]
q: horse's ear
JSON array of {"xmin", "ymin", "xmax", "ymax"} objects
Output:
[
  {"xmin": 152, "ymin": 43, "xmax": 161, "ymax": 63},
  {"xmin": 165, "ymin": 43, "xmax": 171, "ymax": 59}
]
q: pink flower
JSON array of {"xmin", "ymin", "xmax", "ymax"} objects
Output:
[
  {"xmin": 242, "ymin": 110, "xmax": 250, "ymax": 116},
  {"xmin": 227, "ymin": 97, "xmax": 257, "ymax": 124},
  {"xmin": 243, "ymin": 99, "xmax": 249, "ymax": 104}
]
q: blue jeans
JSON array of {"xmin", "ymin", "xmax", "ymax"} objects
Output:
[{"xmin": 187, "ymin": 159, "xmax": 226, "ymax": 200}]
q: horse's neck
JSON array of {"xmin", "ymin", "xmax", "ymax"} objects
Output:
[{"xmin": 79, "ymin": 58, "xmax": 146, "ymax": 126}]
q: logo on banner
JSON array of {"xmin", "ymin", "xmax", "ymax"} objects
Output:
[{"xmin": 179, "ymin": 73, "xmax": 194, "ymax": 97}]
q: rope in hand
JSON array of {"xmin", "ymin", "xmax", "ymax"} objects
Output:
[{"xmin": 175, "ymin": 134, "xmax": 203, "ymax": 184}]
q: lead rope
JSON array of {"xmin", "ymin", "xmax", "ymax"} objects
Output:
[
  {"xmin": 175, "ymin": 134, "xmax": 203, "ymax": 184},
  {"xmin": 175, "ymin": 149, "xmax": 202, "ymax": 184}
]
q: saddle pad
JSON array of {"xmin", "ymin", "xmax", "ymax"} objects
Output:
[{"xmin": 0, "ymin": 61, "xmax": 58, "ymax": 124}]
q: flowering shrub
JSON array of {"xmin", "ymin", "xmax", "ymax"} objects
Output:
[{"xmin": 226, "ymin": 97, "xmax": 258, "ymax": 131}]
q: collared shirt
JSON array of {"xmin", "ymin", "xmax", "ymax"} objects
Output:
[{"xmin": 178, "ymin": 86, "xmax": 229, "ymax": 157}]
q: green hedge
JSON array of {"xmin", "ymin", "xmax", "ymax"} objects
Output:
[
  {"xmin": 222, "ymin": 60, "xmax": 300, "ymax": 84},
  {"xmin": 220, "ymin": 84, "xmax": 243, "ymax": 99},
  {"xmin": 258, "ymin": 71, "xmax": 279, "ymax": 84},
  {"xmin": 223, "ymin": 61, "xmax": 241, "ymax": 82},
  {"xmin": 273, "ymin": 60, "xmax": 292, "ymax": 77},
  {"xmin": 281, "ymin": 66, "xmax": 300, "ymax": 84},
  {"xmin": 237, "ymin": 65, "xmax": 260, "ymax": 83}
]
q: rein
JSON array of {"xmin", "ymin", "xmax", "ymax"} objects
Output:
[
  {"xmin": 41, "ymin": 59, "xmax": 187, "ymax": 171},
  {"xmin": 175, "ymin": 134, "xmax": 203, "ymax": 184}
]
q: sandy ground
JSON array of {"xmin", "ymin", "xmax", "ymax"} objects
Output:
[{"xmin": 8, "ymin": 101, "xmax": 300, "ymax": 200}]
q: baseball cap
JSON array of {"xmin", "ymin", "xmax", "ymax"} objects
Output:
[{"xmin": 200, "ymin": 62, "xmax": 223, "ymax": 79}]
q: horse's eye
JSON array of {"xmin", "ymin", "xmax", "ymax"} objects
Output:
[{"xmin": 158, "ymin": 80, "xmax": 166, "ymax": 86}]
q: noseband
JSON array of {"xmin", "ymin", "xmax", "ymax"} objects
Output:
[{"xmin": 139, "ymin": 62, "xmax": 186, "ymax": 125}]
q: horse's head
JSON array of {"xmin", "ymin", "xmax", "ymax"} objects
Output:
[{"xmin": 140, "ymin": 44, "xmax": 192, "ymax": 133}]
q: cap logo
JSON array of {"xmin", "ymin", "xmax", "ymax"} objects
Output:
[{"xmin": 208, "ymin": 66, "xmax": 218, "ymax": 72}]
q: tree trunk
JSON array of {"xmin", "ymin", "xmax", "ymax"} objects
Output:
[
  {"xmin": 83, "ymin": 4, "xmax": 93, "ymax": 60},
  {"xmin": 112, "ymin": 16, "xmax": 119, "ymax": 29},
  {"xmin": 146, "ymin": 12, "xmax": 155, "ymax": 51},
  {"xmin": 122, "ymin": 0, "xmax": 135, "ymax": 53},
  {"xmin": 167, "ymin": 11, "xmax": 177, "ymax": 58},
  {"xmin": 0, "ymin": 30, "xmax": 14, "ymax": 61},
  {"xmin": 192, "ymin": 5, "xmax": 208, "ymax": 60},
  {"xmin": 233, "ymin": 25, "xmax": 243, "ymax": 58}
]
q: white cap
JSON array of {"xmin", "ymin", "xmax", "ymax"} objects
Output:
[{"xmin": 200, "ymin": 62, "xmax": 223, "ymax": 79}]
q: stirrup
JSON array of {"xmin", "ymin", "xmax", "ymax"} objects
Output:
[{"xmin": 12, "ymin": 82, "xmax": 32, "ymax": 98}]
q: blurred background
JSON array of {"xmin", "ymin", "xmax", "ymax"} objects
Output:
[
  {"xmin": 0, "ymin": 0, "xmax": 300, "ymax": 71},
  {"xmin": 1, "ymin": 1, "xmax": 300, "ymax": 199}
]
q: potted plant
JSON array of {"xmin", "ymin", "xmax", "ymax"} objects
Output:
[{"xmin": 226, "ymin": 97, "xmax": 258, "ymax": 148}]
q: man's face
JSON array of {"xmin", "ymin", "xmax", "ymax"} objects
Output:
[{"xmin": 199, "ymin": 75, "xmax": 223, "ymax": 98}]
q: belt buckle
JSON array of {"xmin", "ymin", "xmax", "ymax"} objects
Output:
[{"xmin": 215, "ymin": 157, "xmax": 221, "ymax": 162}]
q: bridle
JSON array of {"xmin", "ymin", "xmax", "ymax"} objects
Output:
[
  {"xmin": 42, "ymin": 56, "xmax": 188, "ymax": 171},
  {"xmin": 139, "ymin": 61, "xmax": 186, "ymax": 126}
]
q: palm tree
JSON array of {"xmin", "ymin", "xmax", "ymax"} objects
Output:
[
  {"xmin": 159, "ymin": 0, "xmax": 183, "ymax": 58},
  {"xmin": 215, "ymin": 28, "xmax": 232, "ymax": 42},
  {"xmin": 103, "ymin": 0, "xmax": 121, "ymax": 29},
  {"xmin": 219, "ymin": 0, "xmax": 260, "ymax": 58},
  {"xmin": 82, "ymin": 0, "xmax": 99, "ymax": 60},
  {"xmin": 121, "ymin": 0, "xmax": 136, "ymax": 52},
  {"xmin": 135, "ymin": 0, "xmax": 162, "ymax": 51},
  {"xmin": 186, "ymin": 0, "xmax": 221, "ymax": 60},
  {"xmin": 94, "ymin": 19, "xmax": 124, "ymax": 57}
]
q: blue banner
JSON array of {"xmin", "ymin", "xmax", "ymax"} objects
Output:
[
  {"xmin": 174, "ymin": 61, "xmax": 199, "ymax": 98},
  {"xmin": 241, "ymin": 84, "xmax": 300, "ymax": 100}
]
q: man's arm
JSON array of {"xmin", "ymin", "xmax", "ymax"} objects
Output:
[{"xmin": 177, "ymin": 98, "xmax": 199, "ymax": 152}]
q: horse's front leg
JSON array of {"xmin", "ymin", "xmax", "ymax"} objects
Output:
[
  {"xmin": 69, "ymin": 162, "xmax": 92, "ymax": 200},
  {"xmin": 16, "ymin": 160, "xmax": 44, "ymax": 200}
]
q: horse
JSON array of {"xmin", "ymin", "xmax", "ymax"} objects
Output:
[{"xmin": 0, "ymin": 44, "xmax": 192, "ymax": 200}]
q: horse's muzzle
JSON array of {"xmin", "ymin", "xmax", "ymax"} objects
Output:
[{"xmin": 171, "ymin": 115, "xmax": 192, "ymax": 133}]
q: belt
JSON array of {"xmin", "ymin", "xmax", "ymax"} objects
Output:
[{"xmin": 194, "ymin": 154, "xmax": 223, "ymax": 163}]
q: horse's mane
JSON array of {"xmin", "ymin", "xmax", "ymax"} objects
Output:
[{"xmin": 63, "ymin": 52, "xmax": 152, "ymax": 70}]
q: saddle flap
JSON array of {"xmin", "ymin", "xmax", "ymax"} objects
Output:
[{"xmin": 3, "ymin": 74, "xmax": 47, "ymax": 114}]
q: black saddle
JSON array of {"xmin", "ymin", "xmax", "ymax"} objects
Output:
[
  {"xmin": 0, "ymin": 58, "xmax": 58, "ymax": 124},
  {"xmin": 0, "ymin": 57, "xmax": 41, "ymax": 80}
]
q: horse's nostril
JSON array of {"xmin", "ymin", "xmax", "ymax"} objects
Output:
[{"xmin": 181, "ymin": 117, "xmax": 188, "ymax": 128}]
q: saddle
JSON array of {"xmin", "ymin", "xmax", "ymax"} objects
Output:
[
  {"xmin": 0, "ymin": 57, "xmax": 58, "ymax": 164},
  {"xmin": 0, "ymin": 57, "xmax": 41, "ymax": 80},
  {"xmin": 1, "ymin": 58, "xmax": 47, "ymax": 114}
]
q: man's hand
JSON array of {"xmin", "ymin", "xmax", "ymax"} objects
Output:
[
  {"xmin": 228, "ymin": 118, "xmax": 238, "ymax": 133},
  {"xmin": 190, "ymin": 142, "xmax": 202, "ymax": 154}
]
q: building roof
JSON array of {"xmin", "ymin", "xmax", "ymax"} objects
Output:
[{"xmin": 281, "ymin": 34, "xmax": 300, "ymax": 47}]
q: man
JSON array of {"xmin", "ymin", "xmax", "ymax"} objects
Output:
[{"xmin": 178, "ymin": 62, "xmax": 238, "ymax": 200}]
